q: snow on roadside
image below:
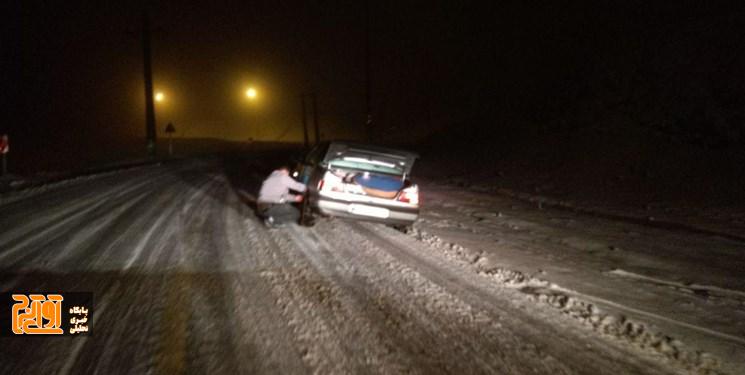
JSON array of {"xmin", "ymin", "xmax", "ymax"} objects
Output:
[
  {"xmin": 0, "ymin": 162, "xmax": 162, "ymax": 207},
  {"xmin": 462, "ymin": 181, "xmax": 745, "ymax": 244},
  {"xmin": 403, "ymin": 224, "xmax": 728, "ymax": 374}
]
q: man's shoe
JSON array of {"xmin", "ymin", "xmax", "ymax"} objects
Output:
[{"xmin": 264, "ymin": 216, "xmax": 275, "ymax": 227}]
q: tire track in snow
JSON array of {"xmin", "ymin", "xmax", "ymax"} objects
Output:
[
  {"xmin": 0, "ymin": 169, "xmax": 163, "ymax": 244},
  {"xmin": 344, "ymin": 220, "xmax": 677, "ymax": 375},
  {"xmin": 303, "ymin": 222, "xmax": 518, "ymax": 374},
  {"xmin": 395, "ymin": 223, "xmax": 733, "ymax": 374},
  {"xmin": 261, "ymin": 227, "xmax": 376, "ymax": 374},
  {"xmin": 607, "ymin": 269, "xmax": 745, "ymax": 301},
  {"xmin": 0, "ymin": 175, "xmax": 170, "ymax": 292},
  {"xmin": 282, "ymin": 224, "xmax": 423, "ymax": 375},
  {"xmin": 58, "ymin": 279, "xmax": 120, "ymax": 375},
  {"xmin": 0, "ymin": 175, "xmax": 160, "ymax": 265},
  {"xmin": 219, "ymin": 192, "xmax": 310, "ymax": 374}
]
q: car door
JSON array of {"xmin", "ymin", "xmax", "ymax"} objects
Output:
[{"xmin": 298, "ymin": 143, "xmax": 328, "ymax": 186}]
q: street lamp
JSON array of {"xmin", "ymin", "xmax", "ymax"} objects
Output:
[
  {"xmin": 154, "ymin": 91, "xmax": 165, "ymax": 102},
  {"xmin": 245, "ymin": 87, "xmax": 257, "ymax": 100}
]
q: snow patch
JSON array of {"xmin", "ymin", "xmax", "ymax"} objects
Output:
[
  {"xmin": 0, "ymin": 163, "xmax": 158, "ymax": 207},
  {"xmin": 608, "ymin": 269, "xmax": 745, "ymax": 301},
  {"xmin": 405, "ymin": 224, "xmax": 728, "ymax": 374}
]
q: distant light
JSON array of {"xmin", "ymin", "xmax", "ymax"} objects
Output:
[
  {"xmin": 155, "ymin": 92, "xmax": 165, "ymax": 102},
  {"xmin": 245, "ymin": 87, "xmax": 257, "ymax": 99}
]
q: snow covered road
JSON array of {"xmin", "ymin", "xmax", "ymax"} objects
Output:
[{"xmin": 0, "ymin": 157, "xmax": 740, "ymax": 374}]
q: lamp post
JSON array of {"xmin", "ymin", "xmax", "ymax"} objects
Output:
[
  {"xmin": 243, "ymin": 86, "xmax": 259, "ymax": 141},
  {"xmin": 154, "ymin": 91, "xmax": 166, "ymax": 156},
  {"xmin": 245, "ymin": 87, "xmax": 257, "ymax": 100}
]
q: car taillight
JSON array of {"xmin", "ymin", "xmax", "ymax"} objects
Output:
[{"xmin": 398, "ymin": 185, "xmax": 419, "ymax": 205}]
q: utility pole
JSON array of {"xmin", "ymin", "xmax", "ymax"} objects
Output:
[
  {"xmin": 301, "ymin": 95, "xmax": 309, "ymax": 149},
  {"xmin": 142, "ymin": 11, "xmax": 157, "ymax": 157},
  {"xmin": 364, "ymin": 0, "xmax": 373, "ymax": 142},
  {"xmin": 165, "ymin": 122, "xmax": 175, "ymax": 157},
  {"xmin": 312, "ymin": 93, "xmax": 320, "ymax": 145}
]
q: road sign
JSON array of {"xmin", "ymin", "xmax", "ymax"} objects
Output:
[{"xmin": 0, "ymin": 134, "xmax": 8, "ymax": 154}]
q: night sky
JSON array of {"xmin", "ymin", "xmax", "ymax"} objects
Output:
[{"xmin": 3, "ymin": 1, "xmax": 745, "ymax": 153}]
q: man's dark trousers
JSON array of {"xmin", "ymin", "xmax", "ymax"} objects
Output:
[{"xmin": 259, "ymin": 203, "xmax": 300, "ymax": 225}]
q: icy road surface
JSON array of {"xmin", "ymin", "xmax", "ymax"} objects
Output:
[{"xmin": 0, "ymin": 157, "xmax": 741, "ymax": 374}]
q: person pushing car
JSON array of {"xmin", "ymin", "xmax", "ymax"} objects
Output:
[{"xmin": 257, "ymin": 166, "xmax": 307, "ymax": 227}]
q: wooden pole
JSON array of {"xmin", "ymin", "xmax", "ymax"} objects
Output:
[
  {"xmin": 312, "ymin": 93, "xmax": 320, "ymax": 145},
  {"xmin": 142, "ymin": 10, "xmax": 157, "ymax": 157},
  {"xmin": 301, "ymin": 95, "xmax": 309, "ymax": 149}
]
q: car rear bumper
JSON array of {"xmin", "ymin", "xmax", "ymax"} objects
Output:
[{"xmin": 315, "ymin": 195, "xmax": 419, "ymax": 225}]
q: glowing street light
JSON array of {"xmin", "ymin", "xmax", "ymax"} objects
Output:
[
  {"xmin": 245, "ymin": 87, "xmax": 257, "ymax": 100},
  {"xmin": 154, "ymin": 91, "xmax": 165, "ymax": 102}
]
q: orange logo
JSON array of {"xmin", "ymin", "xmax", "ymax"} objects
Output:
[{"xmin": 11, "ymin": 294, "xmax": 64, "ymax": 335}]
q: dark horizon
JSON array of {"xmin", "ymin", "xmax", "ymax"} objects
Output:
[{"xmin": 2, "ymin": 1, "xmax": 745, "ymax": 159}]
